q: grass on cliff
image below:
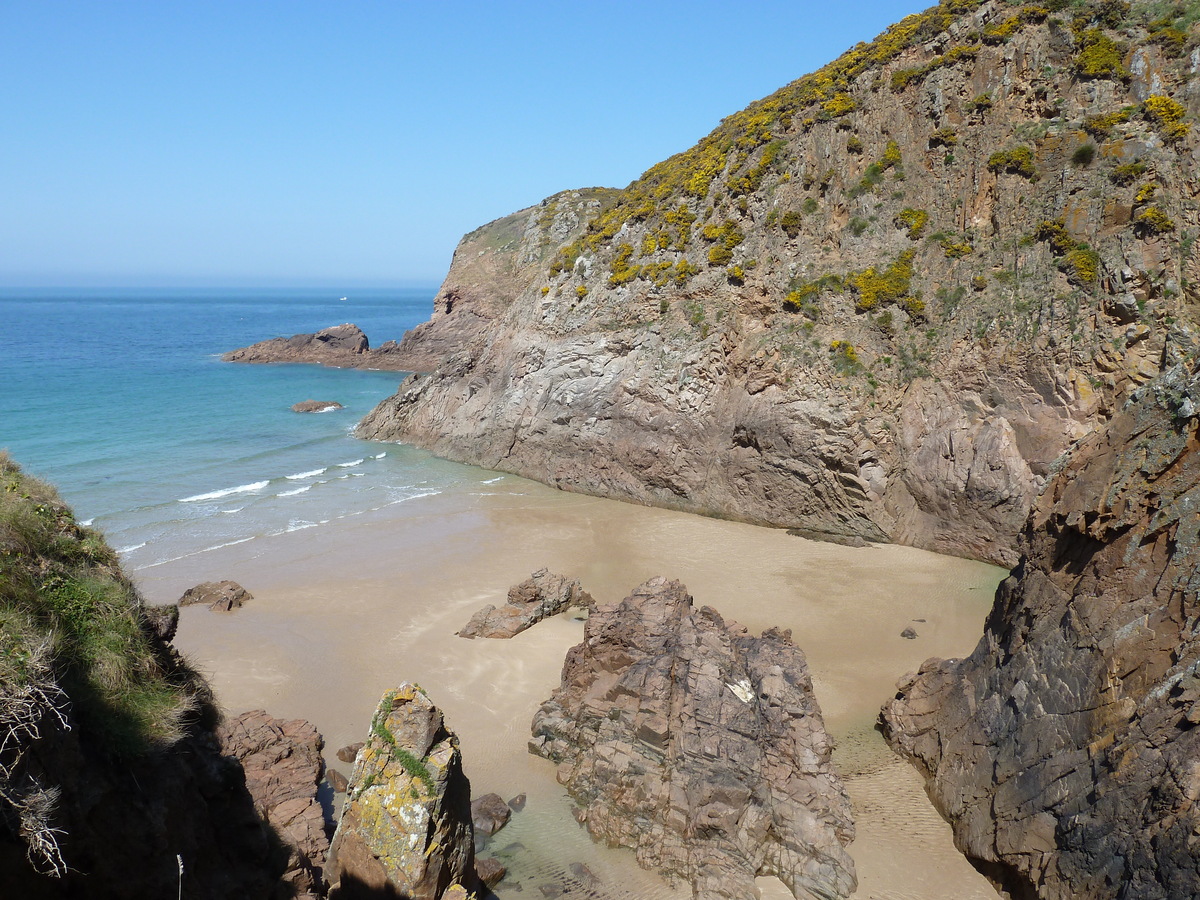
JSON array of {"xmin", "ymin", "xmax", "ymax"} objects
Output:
[{"xmin": 0, "ymin": 452, "xmax": 204, "ymax": 757}]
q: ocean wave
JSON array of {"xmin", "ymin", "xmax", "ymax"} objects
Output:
[
  {"xmin": 284, "ymin": 521, "xmax": 318, "ymax": 533},
  {"xmin": 116, "ymin": 542, "xmax": 147, "ymax": 554},
  {"xmin": 386, "ymin": 489, "xmax": 442, "ymax": 507},
  {"xmin": 337, "ymin": 458, "xmax": 364, "ymax": 468},
  {"xmin": 137, "ymin": 536, "xmax": 255, "ymax": 569},
  {"xmin": 373, "ymin": 452, "xmax": 387, "ymax": 459},
  {"xmin": 221, "ymin": 507, "xmax": 244, "ymax": 514},
  {"xmin": 481, "ymin": 476, "xmax": 504, "ymax": 484},
  {"xmin": 286, "ymin": 467, "xmax": 326, "ymax": 480},
  {"xmin": 80, "ymin": 518, "xmax": 94, "ymax": 526},
  {"xmin": 278, "ymin": 485, "xmax": 312, "ymax": 497},
  {"xmin": 179, "ymin": 481, "xmax": 269, "ymax": 503}
]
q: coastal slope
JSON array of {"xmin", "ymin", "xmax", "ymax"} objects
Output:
[
  {"xmin": 359, "ymin": 0, "xmax": 1200, "ymax": 565},
  {"xmin": 881, "ymin": 359, "xmax": 1200, "ymax": 899}
]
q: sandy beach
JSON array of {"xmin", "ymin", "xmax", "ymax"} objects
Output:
[{"xmin": 139, "ymin": 471, "xmax": 1004, "ymax": 900}]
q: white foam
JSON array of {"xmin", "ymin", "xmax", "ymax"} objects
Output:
[
  {"xmin": 373, "ymin": 452, "xmax": 387, "ymax": 459},
  {"xmin": 284, "ymin": 521, "xmax": 318, "ymax": 533},
  {"xmin": 481, "ymin": 476, "xmax": 504, "ymax": 484},
  {"xmin": 80, "ymin": 518, "xmax": 94, "ymax": 526},
  {"xmin": 337, "ymin": 458, "xmax": 364, "ymax": 468},
  {"xmin": 116, "ymin": 542, "xmax": 147, "ymax": 554},
  {"xmin": 180, "ymin": 481, "xmax": 269, "ymax": 503},
  {"xmin": 278, "ymin": 485, "xmax": 312, "ymax": 497},
  {"xmin": 286, "ymin": 468, "xmax": 326, "ymax": 480},
  {"xmin": 137, "ymin": 536, "xmax": 255, "ymax": 569},
  {"xmin": 221, "ymin": 507, "xmax": 244, "ymax": 514}
]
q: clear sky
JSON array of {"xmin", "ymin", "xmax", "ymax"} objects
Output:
[{"xmin": 2, "ymin": 1, "xmax": 932, "ymax": 288}]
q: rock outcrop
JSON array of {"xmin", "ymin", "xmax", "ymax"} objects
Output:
[
  {"xmin": 0, "ymin": 455, "xmax": 292, "ymax": 899},
  {"xmin": 326, "ymin": 684, "xmax": 476, "ymax": 900},
  {"xmin": 292, "ymin": 400, "xmax": 344, "ymax": 413},
  {"xmin": 881, "ymin": 360, "xmax": 1200, "ymax": 899},
  {"xmin": 224, "ymin": 323, "xmax": 411, "ymax": 371},
  {"xmin": 179, "ymin": 579, "xmax": 253, "ymax": 612},
  {"xmin": 458, "ymin": 568, "xmax": 594, "ymax": 639},
  {"xmin": 219, "ymin": 710, "xmax": 330, "ymax": 899},
  {"xmin": 530, "ymin": 577, "xmax": 856, "ymax": 900},
  {"xmin": 359, "ymin": 0, "xmax": 1200, "ymax": 566}
]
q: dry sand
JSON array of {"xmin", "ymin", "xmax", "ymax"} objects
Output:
[{"xmin": 139, "ymin": 473, "xmax": 1004, "ymax": 900}]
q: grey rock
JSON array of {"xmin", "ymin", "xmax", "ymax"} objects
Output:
[
  {"xmin": 458, "ymin": 568, "xmax": 594, "ymax": 639},
  {"xmin": 178, "ymin": 580, "xmax": 252, "ymax": 612}
]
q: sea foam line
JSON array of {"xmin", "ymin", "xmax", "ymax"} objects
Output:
[
  {"xmin": 179, "ymin": 481, "xmax": 269, "ymax": 503},
  {"xmin": 278, "ymin": 485, "xmax": 312, "ymax": 497},
  {"xmin": 116, "ymin": 542, "xmax": 147, "ymax": 554},
  {"xmin": 137, "ymin": 536, "xmax": 255, "ymax": 570},
  {"xmin": 337, "ymin": 458, "xmax": 364, "ymax": 468},
  {"xmin": 286, "ymin": 468, "xmax": 326, "ymax": 480}
]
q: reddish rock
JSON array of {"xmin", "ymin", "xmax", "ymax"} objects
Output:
[
  {"xmin": 458, "ymin": 568, "xmax": 593, "ymax": 639},
  {"xmin": 218, "ymin": 709, "xmax": 329, "ymax": 898},
  {"xmin": 475, "ymin": 856, "xmax": 507, "ymax": 888},
  {"xmin": 292, "ymin": 400, "xmax": 344, "ymax": 413},
  {"xmin": 530, "ymin": 576, "xmax": 856, "ymax": 899},
  {"xmin": 327, "ymin": 768, "xmax": 349, "ymax": 794},
  {"xmin": 470, "ymin": 792, "xmax": 511, "ymax": 836},
  {"xmin": 335, "ymin": 742, "xmax": 363, "ymax": 763},
  {"xmin": 178, "ymin": 580, "xmax": 252, "ymax": 612}
]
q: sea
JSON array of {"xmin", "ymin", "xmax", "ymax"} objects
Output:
[{"xmin": 0, "ymin": 286, "xmax": 498, "ymax": 572}]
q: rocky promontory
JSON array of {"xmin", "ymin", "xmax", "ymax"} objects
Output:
[
  {"xmin": 224, "ymin": 323, "xmax": 411, "ymax": 371},
  {"xmin": 530, "ymin": 577, "xmax": 856, "ymax": 900},
  {"xmin": 325, "ymin": 684, "xmax": 476, "ymax": 900},
  {"xmin": 359, "ymin": 0, "xmax": 1200, "ymax": 566},
  {"xmin": 881, "ymin": 360, "xmax": 1200, "ymax": 899}
]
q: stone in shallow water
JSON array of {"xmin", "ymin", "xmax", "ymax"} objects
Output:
[{"xmin": 530, "ymin": 576, "xmax": 856, "ymax": 900}]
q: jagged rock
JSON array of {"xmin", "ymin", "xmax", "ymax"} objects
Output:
[
  {"xmin": 458, "ymin": 568, "xmax": 594, "ymax": 639},
  {"xmin": 178, "ymin": 580, "xmax": 252, "ymax": 612},
  {"xmin": 292, "ymin": 400, "xmax": 344, "ymax": 413},
  {"xmin": 326, "ymin": 684, "xmax": 475, "ymax": 900},
  {"xmin": 475, "ymin": 856, "xmax": 507, "ymax": 888},
  {"xmin": 470, "ymin": 792, "xmax": 511, "ymax": 836},
  {"xmin": 336, "ymin": 742, "xmax": 363, "ymax": 763},
  {"xmin": 530, "ymin": 577, "xmax": 856, "ymax": 900},
  {"xmin": 219, "ymin": 710, "xmax": 329, "ymax": 898},
  {"xmin": 357, "ymin": 3, "xmax": 1200, "ymax": 568},
  {"xmin": 881, "ymin": 361, "xmax": 1200, "ymax": 899},
  {"xmin": 224, "ymin": 323, "xmax": 416, "ymax": 371}
]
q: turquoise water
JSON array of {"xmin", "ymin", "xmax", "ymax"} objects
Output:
[{"xmin": 0, "ymin": 287, "xmax": 498, "ymax": 570}]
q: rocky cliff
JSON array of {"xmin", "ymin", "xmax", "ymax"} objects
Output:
[
  {"xmin": 880, "ymin": 357, "xmax": 1200, "ymax": 899},
  {"xmin": 530, "ymin": 577, "xmax": 856, "ymax": 900},
  {"xmin": 224, "ymin": 323, "xmax": 411, "ymax": 370},
  {"xmin": 359, "ymin": 0, "xmax": 1200, "ymax": 565},
  {"xmin": 0, "ymin": 454, "xmax": 300, "ymax": 898}
]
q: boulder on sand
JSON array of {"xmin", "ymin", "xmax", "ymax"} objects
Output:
[
  {"xmin": 178, "ymin": 580, "xmax": 252, "ymax": 612},
  {"xmin": 458, "ymin": 568, "xmax": 593, "ymax": 639}
]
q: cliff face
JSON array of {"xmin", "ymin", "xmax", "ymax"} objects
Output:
[
  {"xmin": 880, "ymin": 358, "xmax": 1200, "ymax": 899},
  {"xmin": 359, "ymin": 0, "xmax": 1200, "ymax": 565},
  {"xmin": 0, "ymin": 455, "xmax": 295, "ymax": 899}
]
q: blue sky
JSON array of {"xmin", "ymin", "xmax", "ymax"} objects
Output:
[{"xmin": 2, "ymin": 1, "xmax": 931, "ymax": 287}]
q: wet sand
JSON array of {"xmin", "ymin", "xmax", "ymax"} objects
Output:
[{"xmin": 141, "ymin": 473, "xmax": 1004, "ymax": 900}]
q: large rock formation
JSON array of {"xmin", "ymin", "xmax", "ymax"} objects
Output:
[
  {"xmin": 224, "ymin": 323, "xmax": 411, "ymax": 371},
  {"xmin": 880, "ymin": 360, "xmax": 1200, "ymax": 899},
  {"xmin": 0, "ymin": 454, "xmax": 293, "ymax": 899},
  {"xmin": 179, "ymin": 579, "xmax": 253, "ymax": 612},
  {"xmin": 530, "ymin": 577, "xmax": 856, "ymax": 900},
  {"xmin": 359, "ymin": 0, "xmax": 1200, "ymax": 566},
  {"xmin": 458, "ymin": 567, "xmax": 594, "ymax": 639},
  {"xmin": 326, "ymin": 684, "xmax": 476, "ymax": 900},
  {"xmin": 219, "ymin": 710, "xmax": 330, "ymax": 899}
]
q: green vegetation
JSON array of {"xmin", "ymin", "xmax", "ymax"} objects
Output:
[
  {"xmin": 895, "ymin": 208, "xmax": 929, "ymax": 239},
  {"xmin": 1082, "ymin": 107, "xmax": 1133, "ymax": 139},
  {"xmin": 934, "ymin": 233, "xmax": 974, "ymax": 258},
  {"xmin": 369, "ymin": 698, "xmax": 437, "ymax": 794},
  {"xmin": 779, "ymin": 209, "xmax": 805, "ymax": 238},
  {"xmin": 1031, "ymin": 219, "xmax": 1101, "ymax": 286},
  {"xmin": 987, "ymin": 145, "xmax": 1037, "ymax": 179},
  {"xmin": 0, "ymin": 453, "xmax": 200, "ymax": 757},
  {"xmin": 1073, "ymin": 29, "xmax": 1128, "ymax": 79},
  {"xmin": 829, "ymin": 340, "xmax": 863, "ymax": 375},
  {"xmin": 1110, "ymin": 161, "xmax": 1147, "ymax": 185},
  {"xmin": 890, "ymin": 43, "xmax": 979, "ymax": 92},
  {"xmin": 1134, "ymin": 206, "xmax": 1176, "ymax": 235},
  {"xmin": 1143, "ymin": 94, "xmax": 1190, "ymax": 143},
  {"xmin": 702, "ymin": 220, "xmax": 745, "ymax": 266},
  {"xmin": 965, "ymin": 92, "xmax": 993, "ymax": 114},
  {"xmin": 1071, "ymin": 143, "xmax": 1096, "ymax": 166},
  {"xmin": 929, "ymin": 127, "xmax": 958, "ymax": 148},
  {"xmin": 848, "ymin": 249, "xmax": 917, "ymax": 313}
]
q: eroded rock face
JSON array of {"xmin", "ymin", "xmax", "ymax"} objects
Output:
[
  {"xmin": 458, "ymin": 568, "xmax": 594, "ymax": 639},
  {"xmin": 881, "ymin": 361, "xmax": 1200, "ymax": 899},
  {"xmin": 326, "ymin": 685, "xmax": 475, "ymax": 900},
  {"xmin": 530, "ymin": 577, "xmax": 856, "ymax": 900},
  {"xmin": 219, "ymin": 710, "xmax": 329, "ymax": 899},
  {"xmin": 358, "ymin": 3, "xmax": 1200, "ymax": 567},
  {"xmin": 178, "ymin": 580, "xmax": 253, "ymax": 612}
]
